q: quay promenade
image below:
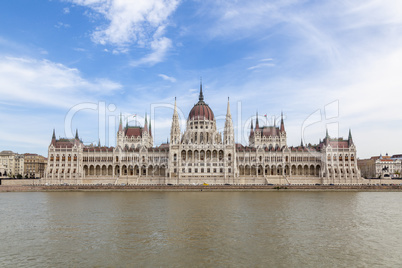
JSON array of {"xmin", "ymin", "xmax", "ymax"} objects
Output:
[{"xmin": 1, "ymin": 184, "xmax": 402, "ymax": 192}]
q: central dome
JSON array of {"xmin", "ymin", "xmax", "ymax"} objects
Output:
[{"xmin": 188, "ymin": 82, "xmax": 215, "ymax": 121}]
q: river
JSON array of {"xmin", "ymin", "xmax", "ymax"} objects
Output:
[{"xmin": 0, "ymin": 191, "xmax": 401, "ymax": 267}]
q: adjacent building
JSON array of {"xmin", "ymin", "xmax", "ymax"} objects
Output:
[
  {"xmin": 358, "ymin": 154, "xmax": 401, "ymax": 179},
  {"xmin": 24, "ymin": 153, "xmax": 47, "ymax": 178},
  {"xmin": 0, "ymin": 151, "xmax": 24, "ymax": 178},
  {"xmin": 45, "ymin": 84, "xmax": 362, "ymax": 185}
]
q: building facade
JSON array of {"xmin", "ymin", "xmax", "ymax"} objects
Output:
[
  {"xmin": 24, "ymin": 153, "xmax": 47, "ymax": 178},
  {"xmin": 45, "ymin": 85, "xmax": 362, "ymax": 185},
  {"xmin": 0, "ymin": 150, "xmax": 24, "ymax": 178},
  {"xmin": 358, "ymin": 154, "xmax": 401, "ymax": 179}
]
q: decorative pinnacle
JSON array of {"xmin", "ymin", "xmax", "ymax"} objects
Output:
[{"xmin": 199, "ymin": 77, "xmax": 204, "ymax": 102}]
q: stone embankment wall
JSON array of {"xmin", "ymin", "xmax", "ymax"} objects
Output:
[
  {"xmin": 0, "ymin": 179, "xmax": 41, "ymax": 186},
  {"xmin": 1, "ymin": 184, "xmax": 402, "ymax": 192}
]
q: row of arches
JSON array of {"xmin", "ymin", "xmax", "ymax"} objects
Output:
[
  {"xmin": 238, "ymin": 164, "xmax": 321, "ymax": 177},
  {"xmin": 83, "ymin": 164, "xmax": 167, "ymax": 177}
]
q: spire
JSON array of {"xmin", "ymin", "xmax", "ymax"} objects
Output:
[
  {"xmin": 52, "ymin": 129, "xmax": 56, "ymax": 140},
  {"xmin": 224, "ymin": 97, "xmax": 234, "ymax": 145},
  {"xmin": 144, "ymin": 113, "xmax": 148, "ymax": 132},
  {"xmin": 98, "ymin": 139, "xmax": 101, "ymax": 147},
  {"xmin": 325, "ymin": 128, "xmax": 329, "ymax": 145},
  {"xmin": 255, "ymin": 112, "xmax": 259, "ymax": 130},
  {"xmin": 149, "ymin": 119, "xmax": 152, "ymax": 137},
  {"xmin": 199, "ymin": 77, "xmax": 204, "ymax": 102},
  {"xmin": 300, "ymin": 138, "xmax": 304, "ymax": 147},
  {"xmin": 170, "ymin": 97, "xmax": 181, "ymax": 145},
  {"xmin": 75, "ymin": 129, "xmax": 79, "ymax": 140},
  {"xmin": 118, "ymin": 113, "xmax": 123, "ymax": 132},
  {"xmin": 250, "ymin": 119, "xmax": 254, "ymax": 137},
  {"xmin": 280, "ymin": 111, "xmax": 285, "ymax": 133},
  {"xmin": 348, "ymin": 128, "xmax": 353, "ymax": 145}
]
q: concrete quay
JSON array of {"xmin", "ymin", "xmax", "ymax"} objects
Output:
[{"xmin": 1, "ymin": 184, "xmax": 402, "ymax": 192}]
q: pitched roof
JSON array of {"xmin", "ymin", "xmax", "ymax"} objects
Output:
[{"xmin": 125, "ymin": 127, "xmax": 143, "ymax": 137}]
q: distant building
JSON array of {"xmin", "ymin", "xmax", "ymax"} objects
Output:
[
  {"xmin": 0, "ymin": 151, "xmax": 24, "ymax": 177},
  {"xmin": 358, "ymin": 154, "xmax": 401, "ymax": 178},
  {"xmin": 24, "ymin": 153, "xmax": 47, "ymax": 178},
  {"xmin": 45, "ymin": 83, "xmax": 362, "ymax": 185}
]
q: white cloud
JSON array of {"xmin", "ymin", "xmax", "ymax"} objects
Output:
[
  {"xmin": 158, "ymin": 73, "xmax": 176, "ymax": 82},
  {"xmin": 0, "ymin": 56, "xmax": 122, "ymax": 108},
  {"xmin": 67, "ymin": 0, "xmax": 180, "ymax": 65},
  {"xmin": 130, "ymin": 37, "xmax": 172, "ymax": 66}
]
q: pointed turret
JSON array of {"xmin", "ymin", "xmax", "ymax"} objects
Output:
[
  {"xmin": 325, "ymin": 128, "xmax": 329, "ymax": 145},
  {"xmin": 300, "ymin": 138, "xmax": 304, "ymax": 147},
  {"xmin": 255, "ymin": 112, "xmax": 260, "ymax": 130},
  {"xmin": 144, "ymin": 113, "xmax": 148, "ymax": 133},
  {"xmin": 348, "ymin": 128, "xmax": 354, "ymax": 146},
  {"xmin": 224, "ymin": 97, "xmax": 234, "ymax": 145},
  {"xmin": 50, "ymin": 129, "xmax": 57, "ymax": 146},
  {"xmin": 149, "ymin": 119, "xmax": 152, "ymax": 137},
  {"xmin": 118, "ymin": 113, "xmax": 123, "ymax": 132},
  {"xmin": 75, "ymin": 129, "xmax": 79, "ymax": 140},
  {"xmin": 98, "ymin": 139, "xmax": 101, "ymax": 147},
  {"xmin": 250, "ymin": 119, "xmax": 254, "ymax": 137},
  {"xmin": 170, "ymin": 97, "xmax": 181, "ymax": 145},
  {"xmin": 280, "ymin": 112, "xmax": 285, "ymax": 133}
]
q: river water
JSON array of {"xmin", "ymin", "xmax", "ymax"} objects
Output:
[{"xmin": 0, "ymin": 191, "xmax": 401, "ymax": 267}]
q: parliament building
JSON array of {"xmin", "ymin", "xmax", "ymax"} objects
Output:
[{"xmin": 45, "ymin": 83, "xmax": 362, "ymax": 185}]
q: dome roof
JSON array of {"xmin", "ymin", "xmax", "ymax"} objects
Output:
[
  {"xmin": 189, "ymin": 102, "xmax": 214, "ymax": 121},
  {"xmin": 188, "ymin": 82, "xmax": 215, "ymax": 121}
]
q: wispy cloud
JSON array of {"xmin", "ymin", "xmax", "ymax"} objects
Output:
[
  {"xmin": 158, "ymin": 73, "xmax": 176, "ymax": 82},
  {"xmin": 55, "ymin": 22, "xmax": 70, "ymax": 29},
  {"xmin": 67, "ymin": 0, "xmax": 180, "ymax": 65},
  {"xmin": 248, "ymin": 58, "xmax": 275, "ymax": 70}
]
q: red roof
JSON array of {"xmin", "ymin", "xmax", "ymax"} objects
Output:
[
  {"xmin": 261, "ymin": 126, "xmax": 279, "ymax": 137},
  {"xmin": 53, "ymin": 138, "xmax": 82, "ymax": 148},
  {"xmin": 189, "ymin": 102, "xmax": 214, "ymax": 121},
  {"xmin": 328, "ymin": 140, "xmax": 349, "ymax": 148},
  {"xmin": 125, "ymin": 127, "xmax": 143, "ymax": 137}
]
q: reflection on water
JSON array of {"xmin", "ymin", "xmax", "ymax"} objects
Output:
[{"xmin": 0, "ymin": 192, "xmax": 401, "ymax": 267}]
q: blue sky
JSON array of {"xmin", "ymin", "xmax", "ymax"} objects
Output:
[{"xmin": 1, "ymin": 0, "xmax": 402, "ymax": 158}]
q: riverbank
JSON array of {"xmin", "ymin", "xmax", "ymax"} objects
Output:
[{"xmin": 1, "ymin": 184, "xmax": 402, "ymax": 192}]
